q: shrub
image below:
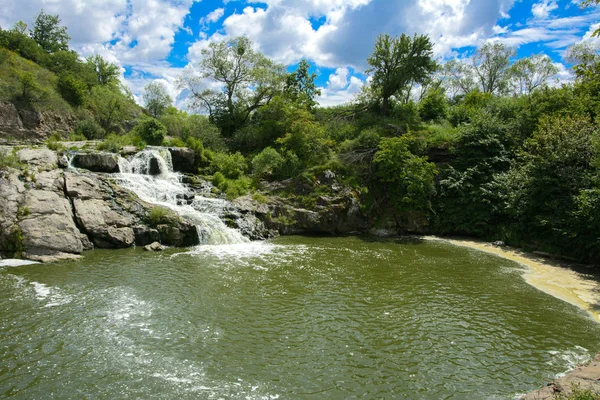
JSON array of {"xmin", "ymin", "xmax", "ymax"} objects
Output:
[
  {"xmin": 209, "ymin": 151, "xmax": 247, "ymax": 179},
  {"xmin": 134, "ymin": 118, "xmax": 167, "ymax": 146},
  {"xmin": 251, "ymin": 147, "xmax": 284, "ymax": 178},
  {"xmin": 75, "ymin": 118, "xmax": 105, "ymax": 140},
  {"xmin": 57, "ymin": 73, "xmax": 87, "ymax": 106},
  {"xmin": 0, "ymin": 150, "xmax": 20, "ymax": 171}
]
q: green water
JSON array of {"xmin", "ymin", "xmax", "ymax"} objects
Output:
[{"xmin": 1, "ymin": 236, "xmax": 599, "ymax": 399}]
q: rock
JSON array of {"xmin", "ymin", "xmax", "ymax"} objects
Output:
[
  {"xmin": 72, "ymin": 198, "xmax": 134, "ymax": 248},
  {"xmin": 19, "ymin": 190, "xmax": 84, "ymax": 258},
  {"xmin": 72, "ymin": 153, "xmax": 120, "ymax": 173},
  {"xmin": 65, "ymin": 174, "xmax": 104, "ymax": 200},
  {"xmin": 157, "ymin": 222, "xmax": 199, "ymax": 247},
  {"xmin": 168, "ymin": 147, "xmax": 197, "ymax": 173},
  {"xmin": 149, "ymin": 156, "xmax": 162, "ymax": 175},
  {"xmin": 57, "ymin": 154, "xmax": 69, "ymax": 169},
  {"xmin": 120, "ymin": 146, "xmax": 138, "ymax": 156},
  {"xmin": 17, "ymin": 148, "xmax": 58, "ymax": 171},
  {"xmin": 493, "ymin": 241, "xmax": 505, "ymax": 247},
  {"xmin": 0, "ymin": 102, "xmax": 75, "ymax": 143},
  {"xmin": 144, "ymin": 242, "xmax": 165, "ymax": 251},
  {"xmin": 133, "ymin": 225, "xmax": 160, "ymax": 246}
]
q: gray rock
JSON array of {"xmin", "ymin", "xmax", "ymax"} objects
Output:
[
  {"xmin": 493, "ymin": 241, "xmax": 506, "ymax": 247},
  {"xmin": 168, "ymin": 147, "xmax": 197, "ymax": 173},
  {"xmin": 72, "ymin": 153, "xmax": 120, "ymax": 173},
  {"xmin": 0, "ymin": 102, "xmax": 75, "ymax": 143},
  {"xmin": 149, "ymin": 156, "xmax": 162, "ymax": 175},
  {"xmin": 133, "ymin": 225, "xmax": 160, "ymax": 246},
  {"xmin": 144, "ymin": 242, "xmax": 165, "ymax": 251},
  {"xmin": 19, "ymin": 190, "xmax": 84, "ymax": 258},
  {"xmin": 17, "ymin": 148, "xmax": 58, "ymax": 171}
]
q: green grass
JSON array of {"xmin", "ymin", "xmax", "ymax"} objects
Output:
[
  {"xmin": 0, "ymin": 49, "xmax": 72, "ymax": 113},
  {"xmin": 557, "ymin": 385, "xmax": 600, "ymax": 400}
]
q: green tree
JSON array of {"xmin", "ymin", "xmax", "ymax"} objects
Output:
[
  {"xmin": 419, "ymin": 87, "xmax": 448, "ymax": 122},
  {"xmin": 285, "ymin": 59, "xmax": 321, "ymax": 110},
  {"xmin": 85, "ymin": 54, "xmax": 120, "ymax": 87},
  {"xmin": 367, "ymin": 33, "xmax": 437, "ymax": 116},
  {"xmin": 471, "ymin": 42, "xmax": 515, "ymax": 95},
  {"xmin": 180, "ymin": 36, "xmax": 285, "ymax": 137},
  {"xmin": 373, "ymin": 136, "xmax": 438, "ymax": 218},
  {"xmin": 252, "ymin": 147, "xmax": 284, "ymax": 178},
  {"xmin": 134, "ymin": 118, "xmax": 167, "ymax": 145},
  {"xmin": 57, "ymin": 73, "xmax": 87, "ymax": 106},
  {"xmin": 507, "ymin": 54, "xmax": 558, "ymax": 95},
  {"xmin": 31, "ymin": 10, "xmax": 70, "ymax": 53},
  {"xmin": 11, "ymin": 21, "xmax": 28, "ymax": 35},
  {"xmin": 442, "ymin": 59, "xmax": 477, "ymax": 98},
  {"xmin": 87, "ymin": 85, "xmax": 134, "ymax": 132},
  {"xmin": 143, "ymin": 81, "xmax": 172, "ymax": 118}
]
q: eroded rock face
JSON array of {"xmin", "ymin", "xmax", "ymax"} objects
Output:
[
  {"xmin": 0, "ymin": 102, "xmax": 75, "ymax": 143},
  {"xmin": 71, "ymin": 153, "xmax": 120, "ymax": 173},
  {"xmin": 17, "ymin": 148, "xmax": 58, "ymax": 171}
]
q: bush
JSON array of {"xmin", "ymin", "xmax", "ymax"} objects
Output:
[
  {"xmin": 134, "ymin": 118, "xmax": 167, "ymax": 146},
  {"xmin": 419, "ymin": 88, "xmax": 448, "ymax": 122},
  {"xmin": 252, "ymin": 147, "xmax": 284, "ymax": 178},
  {"xmin": 75, "ymin": 118, "xmax": 105, "ymax": 140},
  {"xmin": 57, "ymin": 73, "xmax": 87, "ymax": 106},
  {"xmin": 209, "ymin": 151, "xmax": 247, "ymax": 179},
  {"xmin": 0, "ymin": 149, "xmax": 20, "ymax": 171}
]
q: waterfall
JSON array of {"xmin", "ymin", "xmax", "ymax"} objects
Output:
[{"xmin": 116, "ymin": 149, "xmax": 249, "ymax": 245}]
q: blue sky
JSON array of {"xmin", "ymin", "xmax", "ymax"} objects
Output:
[{"xmin": 1, "ymin": 0, "xmax": 599, "ymax": 107}]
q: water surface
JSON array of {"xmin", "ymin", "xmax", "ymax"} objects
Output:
[{"xmin": 1, "ymin": 236, "xmax": 599, "ymax": 399}]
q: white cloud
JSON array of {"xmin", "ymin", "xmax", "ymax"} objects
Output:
[
  {"xmin": 200, "ymin": 7, "xmax": 225, "ymax": 28},
  {"xmin": 317, "ymin": 69, "xmax": 364, "ymax": 106},
  {"xmin": 532, "ymin": 1, "xmax": 558, "ymax": 20}
]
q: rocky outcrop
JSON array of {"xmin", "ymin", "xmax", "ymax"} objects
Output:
[
  {"xmin": 521, "ymin": 353, "xmax": 600, "ymax": 399},
  {"xmin": 234, "ymin": 189, "xmax": 368, "ymax": 236},
  {"xmin": 71, "ymin": 153, "xmax": 120, "ymax": 173},
  {"xmin": 168, "ymin": 147, "xmax": 197, "ymax": 174},
  {"xmin": 0, "ymin": 147, "xmax": 201, "ymax": 262},
  {"xmin": 0, "ymin": 102, "xmax": 75, "ymax": 143}
]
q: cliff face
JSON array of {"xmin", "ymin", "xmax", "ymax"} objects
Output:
[{"xmin": 0, "ymin": 102, "xmax": 75, "ymax": 143}]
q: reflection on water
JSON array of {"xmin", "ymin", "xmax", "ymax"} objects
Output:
[{"xmin": 1, "ymin": 236, "xmax": 599, "ymax": 399}]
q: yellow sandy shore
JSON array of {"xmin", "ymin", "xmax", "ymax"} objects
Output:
[{"xmin": 424, "ymin": 236, "xmax": 600, "ymax": 323}]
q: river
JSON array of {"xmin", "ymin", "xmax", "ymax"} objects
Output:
[{"xmin": 1, "ymin": 236, "xmax": 599, "ymax": 399}]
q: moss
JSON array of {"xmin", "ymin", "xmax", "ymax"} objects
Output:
[
  {"xmin": 146, "ymin": 206, "xmax": 170, "ymax": 227},
  {"xmin": 1, "ymin": 226, "xmax": 25, "ymax": 258},
  {"xmin": 556, "ymin": 384, "xmax": 600, "ymax": 400}
]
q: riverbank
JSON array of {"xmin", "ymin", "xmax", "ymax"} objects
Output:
[
  {"xmin": 424, "ymin": 236, "xmax": 600, "ymax": 399},
  {"xmin": 423, "ymin": 236, "xmax": 600, "ymax": 323}
]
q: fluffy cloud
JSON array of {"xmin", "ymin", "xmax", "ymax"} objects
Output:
[
  {"xmin": 317, "ymin": 68, "xmax": 365, "ymax": 107},
  {"xmin": 532, "ymin": 0, "xmax": 558, "ymax": 20}
]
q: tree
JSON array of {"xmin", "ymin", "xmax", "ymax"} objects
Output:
[
  {"xmin": 179, "ymin": 36, "xmax": 285, "ymax": 137},
  {"xmin": 508, "ymin": 54, "xmax": 558, "ymax": 95},
  {"xmin": 86, "ymin": 55, "xmax": 120, "ymax": 87},
  {"xmin": 285, "ymin": 59, "xmax": 321, "ymax": 110},
  {"xmin": 471, "ymin": 42, "xmax": 515, "ymax": 95},
  {"xmin": 143, "ymin": 81, "xmax": 172, "ymax": 118},
  {"xmin": 31, "ymin": 10, "xmax": 70, "ymax": 53},
  {"xmin": 11, "ymin": 21, "xmax": 28, "ymax": 35},
  {"xmin": 87, "ymin": 85, "xmax": 135, "ymax": 132},
  {"xmin": 373, "ymin": 136, "xmax": 438, "ymax": 218},
  {"xmin": 442, "ymin": 59, "xmax": 477, "ymax": 98},
  {"xmin": 582, "ymin": 0, "xmax": 600, "ymax": 37},
  {"xmin": 367, "ymin": 33, "xmax": 437, "ymax": 116}
]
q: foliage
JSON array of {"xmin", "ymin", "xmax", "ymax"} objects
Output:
[
  {"xmin": 367, "ymin": 33, "xmax": 437, "ymax": 115},
  {"xmin": 0, "ymin": 149, "xmax": 21, "ymax": 170},
  {"xmin": 147, "ymin": 206, "xmax": 170, "ymax": 227},
  {"xmin": 133, "ymin": 118, "xmax": 167, "ymax": 146},
  {"xmin": 252, "ymin": 147, "xmax": 284, "ymax": 178},
  {"xmin": 31, "ymin": 10, "xmax": 70, "ymax": 53},
  {"xmin": 87, "ymin": 85, "xmax": 136, "ymax": 132},
  {"xmin": 75, "ymin": 118, "xmax": 105, "ymax": 140},
  {"xmin": 179, "ymin": 36, "xmax": 285, "ymax": 137},
  {"xmin": 472, "ymin": 42, "xmax": 515, "ymax": 95},
  {"xmin": 419, "ymin": 87, "xmax": 448, "ymax": 122},
  {"xmin": 57, "ymin": 73, "xmax": 87, "ymax": 106},
  {"xmin": 143, "ymin": 81, "xmax": 172, "ymax": 118},
  {"xmin": 85, "ymin": 55, "xmax": 120, "ymax": 87},
  {"xmin": 285, "ymin": 59, "xmax": 321, "ymax": 110},
  {"xmin": 507, "ymin": 54, "xmax": 558, "ymax": 95},
  {"xmin": 208, "ymin": 151, "xmax": 247, "ymax": 179},
  {"xmin": 373, "ymin": 136, "xmax": 438, "ymax": 216},
  {"xmin": 556, "ymin": 383, "xmax": 600, "ymax": 400},
  {"xmin": 98, "ymin": 133, "xmax": 145, "ymax": 153}
]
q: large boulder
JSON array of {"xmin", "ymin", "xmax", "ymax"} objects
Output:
[
  {"xmin": 18, "ymin": 190, "xmax": 84, "ymax": 261},
  {"xmin": 168, "ymin": 147, "xmax": 197, "ymax": 174},
  {"xmin": 72, "ymin": 153, "xmax": 120, "ymax": 173},
  {"xmin": 17, "ymin": 148, "xmax": 58, "ymax": 171}
]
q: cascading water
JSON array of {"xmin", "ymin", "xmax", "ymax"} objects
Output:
[{"xmin": 116, "ymin": 149, "xmax": 249, "ymax": 245}]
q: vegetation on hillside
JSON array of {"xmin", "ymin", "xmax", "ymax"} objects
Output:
[{"xmin": 1, "ymin": 8, "xmax": 600, "ymax": 263}]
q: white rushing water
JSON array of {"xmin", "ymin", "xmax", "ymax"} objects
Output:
[{"xmin": 116, "ymin": 149, "xmax": 249, "ymax": 245}]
